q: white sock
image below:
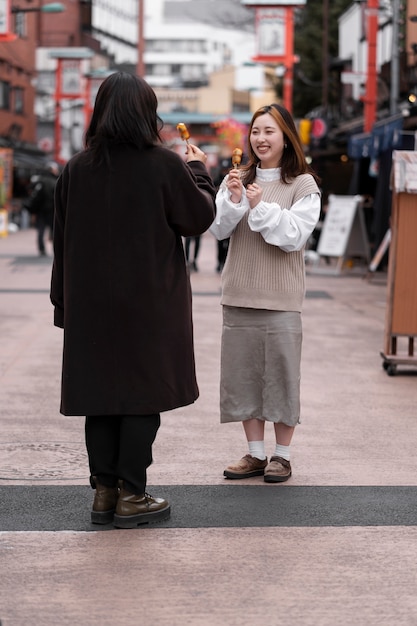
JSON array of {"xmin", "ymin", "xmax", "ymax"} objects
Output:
[
  {"xmin": 248, "ymin": 441, "xmax": 266, "ymax": 461},
  {"xmin": 274, "ymin": 443, "xmax": 290, "ymax": 461}
]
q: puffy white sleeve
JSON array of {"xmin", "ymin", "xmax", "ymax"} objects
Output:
[
  {"xmin": 247, "ymin": 193, "xmax": 321, "ymax": 252},
  {"xmin": 209, "ymin": 181, "xmax": 250, "ymax": 241}
]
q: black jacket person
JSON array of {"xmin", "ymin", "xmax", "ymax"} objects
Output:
[{"xmin": 50, "ymin": 71, "xmax": 216, "ymax": 528}]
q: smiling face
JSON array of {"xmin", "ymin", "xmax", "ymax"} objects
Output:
[{"xmin": 249, "ymin": 112, "xmax": 285, "ymax": 169}]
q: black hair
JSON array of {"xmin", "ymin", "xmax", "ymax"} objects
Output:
[{"xmin": 84, "ymin": 71, "xmax": 164, "ymax": 166}]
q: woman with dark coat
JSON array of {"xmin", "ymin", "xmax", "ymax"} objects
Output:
[{"xmin": 50, "ymin": 72, "xmax": 216, "ymax": 528}]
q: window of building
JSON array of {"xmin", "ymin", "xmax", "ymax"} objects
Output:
[
  {"xmin": 145, "ymin": 39, "xmax": 208, "ymax": 54},
  {"xmin": 37, "ymin": 71, "xmax": 56, "ymax": 94},
  {"xmin": 156, "ymin": 65, "xmax": 171, "ymax": 76},
  {"xmin": 14, "ymin": 12, "xmax": 27, "ymax": 38},
  {"xmin": 189, "ymin": 40, "xmax": 207, "ymax": 53},
  {"xmin": 181, "ymin": 65, "xmax": 205, "ymax": 80},
  {"xmin": 0, "ymin": 81, "xmax": 11, "ymax": 110},
  {"xmin": 152, "ymin": 40, "xmax": 170, "ymax": 52},
  {"xmin": 14, "ymin": 87, "xmax": 24, "ymax": 114}
]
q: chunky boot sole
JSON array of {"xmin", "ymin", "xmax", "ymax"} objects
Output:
[
  {"xmin": 223, "ymin": 468, "xmax": 265, "ymax": 479},
  {"xmin": 113, "ymin": 505, "xmax": 171, "ymax": 529},
  {"xmin": 91, "ymin": 509, "xmax": 115, "ymax": 525},
  {"xmin": 264, "ymin": 472, "xmax": 292, "ymax": 483}
]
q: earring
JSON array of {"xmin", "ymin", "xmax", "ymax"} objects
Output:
[{"xmin": 284, "ymin": 143, "xmax": 288, "ymax": 148}]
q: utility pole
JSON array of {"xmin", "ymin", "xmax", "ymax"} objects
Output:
[
  {"xmin": 322, "ymin": 0, "xmax": 329, "ymax": 115},
  {"xmin": 364, "ymin": 0, "xmax": 378, "ymax": 132},
  {"xmin": 390, "ymin": 0, "xmax": 400, "ymax": 115},
  {"xmin": 137, "ymin": 0, "xmax": 145, "ymax": 77}
]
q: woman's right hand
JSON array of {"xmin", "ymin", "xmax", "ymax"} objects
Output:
[
  {"xmin": 185, "ymin": 143, "xmax": 207, "ymax": 164},
  {"xmin": 226, "ymin": 169, "xmax": 243, "ymax": 204}
]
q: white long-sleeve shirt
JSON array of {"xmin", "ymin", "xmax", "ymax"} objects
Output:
[{"xmin": 210, "ymin": 166, "xmax": 321, "ymax": 252}]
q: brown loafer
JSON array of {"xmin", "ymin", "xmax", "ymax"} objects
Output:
[
  {"xmin": 113, "ymin": 489, "xmax": 170, "ymax": 528},
  {"xmin": 263, "ymin": 456, "xmax": 292, "ymax": 483},
  {"xmin": 91, "ymin": 480, "xmax": 119, "ymax": 525},
  {"xmin": 224, "ymin": 454, "xmax": 268, "ymax": 479}
]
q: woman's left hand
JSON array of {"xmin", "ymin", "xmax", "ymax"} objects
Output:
[{"xmin": 246, "ymin": 183, "xmax": 262, "ymax": 209}]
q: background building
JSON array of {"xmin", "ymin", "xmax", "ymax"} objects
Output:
[
  {"xmin": 36, "ymin": 0, "xmax": 262, "ymax": 163},
  {"xmin": 2, "ymin": 0, "xmax": 417, "ymax": 220}
]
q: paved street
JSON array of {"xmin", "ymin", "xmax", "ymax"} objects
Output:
[{"xmin": 1, "ymin": 226, "xmax": 417, "ymax": 625}]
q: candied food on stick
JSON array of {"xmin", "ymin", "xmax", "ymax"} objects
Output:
[
  {"xmin": 177, "ymin": 122, "xmax": 190, "ymax": 142},
  {"xmin": 232, "ymin": 148, "xmax": 243, "ymax": 168}
]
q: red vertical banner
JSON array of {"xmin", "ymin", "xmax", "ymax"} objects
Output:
[{"xmin": 283, "ymin": 6, "xmax": 294, "ymax": 113}]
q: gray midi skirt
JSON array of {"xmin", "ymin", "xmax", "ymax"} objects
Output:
[{"xmin": 220, "ymin": 306, "xmax": 302, "ymax": 426}]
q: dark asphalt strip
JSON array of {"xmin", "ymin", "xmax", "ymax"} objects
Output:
[
  {"xmin": 0, "ymin": 288, "xmax": 331, "ymax": 298},
  {"xmin": 0, "ymin": 485, "xmax": 416, "ymax": 531}
]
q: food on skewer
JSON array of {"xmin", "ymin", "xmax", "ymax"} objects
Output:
[
  {"xmin": 232, "ymin": 147, "xmax": 243, "ymax": 168},
  {"xmin": 177, "ymin": 122, "xmax": 190, "ymax": 144}
]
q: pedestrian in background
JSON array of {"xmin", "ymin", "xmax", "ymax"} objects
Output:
[
  {"xmin": 25, "ymin": 162, "xmax": 59, "ymax": 256},
  {"xmin": 50, "ymin": 71, "xmax": 215, "ymax": 528},
  {"xmin": 184, "ymin": 235, "xmax": 201, "ymax": 271},
  {"xmin": 210, "ymin": 103, "xmax": 321, "ymax": 483}
]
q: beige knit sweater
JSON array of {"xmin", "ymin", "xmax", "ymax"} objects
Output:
[{"xmin": 221, "ymin": 173, "xmax": 320, "ymax": 312}]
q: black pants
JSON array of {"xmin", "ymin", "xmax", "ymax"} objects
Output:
[
  {"xmin": 36, "ymin": 213, "xmax": 53, "ymax": 254},
  {"xmin": 217, "ymin": 238, "xmax": 229, "ymax": 272},
  {"xmin": 184, "ymin": 236, "xmax": 201, "ymax": 261},
  {"xmin": 85, "ymin": 414, "xmax": 160, "ymax": 495}
]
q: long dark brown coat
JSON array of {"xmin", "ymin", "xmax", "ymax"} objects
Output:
[{"xmin": 50, "ymin": 145, "xmax": 216, "ymax": 416}]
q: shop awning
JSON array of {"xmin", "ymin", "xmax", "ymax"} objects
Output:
[{"xmin": 348, "ymin": 115, "xmax": 404, "ymax": 159}]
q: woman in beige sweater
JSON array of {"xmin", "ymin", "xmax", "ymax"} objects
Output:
[{"xmin": 210, "ymin": 104, "xmax": 321, "ymax": 482}]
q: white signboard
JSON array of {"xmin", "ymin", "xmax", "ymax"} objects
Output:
[
  {"xmin": 61, "ymin": 59, "xmax": 82, "ymax": 96},
  {"xmin": 317, "ymin": 194, "xmax": 366, "ymax": 258},
  {"xmin": 258, "ymin": 9, "xmax": 285, "ymax": 56}
]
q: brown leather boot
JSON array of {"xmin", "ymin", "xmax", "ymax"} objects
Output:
[
  {"xmin": 113, "ymin": 489, "xmax": 170, "ymax": 528},
  {"xmin": 91, "ymin": 479, "xmax": 119, "ymax": 525}
]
